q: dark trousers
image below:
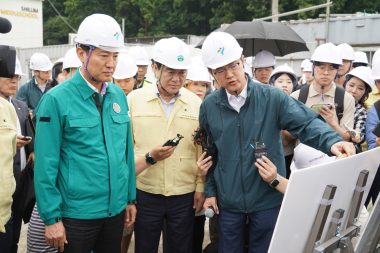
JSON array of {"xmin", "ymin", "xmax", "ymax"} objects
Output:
[
  {"xmin": 0, "ymin": 214, "xmax": 23, "ymax": 253},
  {"xmin": 218, "ymin": 207, "xmax": 280, "ymax": 253},
  {"xmin": 192, "ymin": 215, "xmax": 205, "ymax": 253},
  {"xmin": 134, "ymin": 189, "xmax": 195, "ymax": 253},
  {"xmin": 62, "ymin": 210, "xmax": 125, "ymax": 253}
]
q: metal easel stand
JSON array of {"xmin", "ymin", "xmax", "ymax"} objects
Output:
[{"xmin": 304, "ymin": 170, "xmax": 369, "ymax": 253}]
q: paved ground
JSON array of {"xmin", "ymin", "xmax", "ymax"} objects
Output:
[{"xmin": 18, "ymin": 219, "xmax": 211, "ymax": 252}]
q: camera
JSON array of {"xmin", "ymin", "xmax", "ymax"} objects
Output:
[
  {"xmin": 193, "ymin": 128, "xmax": 216, "ymax": 157},
  {"xmin": 163, "ymin": 134, "xmax": 184, "ymax": 147}
]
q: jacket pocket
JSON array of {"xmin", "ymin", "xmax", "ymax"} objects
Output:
[
  {"xmin": 111, "ymin": 115, "xmax": 130, "ymax": 124},
  {"xmin": 68, "ymin": 117, "xmax": 99, "ymax": 128}
]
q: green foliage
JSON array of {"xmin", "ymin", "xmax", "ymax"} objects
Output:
[{"xmin": 42, "ymin": 0, "xmax": 380, "ymax": 46}]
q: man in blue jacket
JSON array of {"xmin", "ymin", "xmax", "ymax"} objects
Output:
[
  {"xmin": 34, "ymin": 14, "xmax": 136, "ymax": 253},
  {"xmin": 200, "ymin": 32, "xmax": 355, "ymax": 253}
]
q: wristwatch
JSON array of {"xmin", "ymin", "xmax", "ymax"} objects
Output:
[
  {"xmin": 269, "ymin": 174, "xmax": 281, "ymax": 188},
  {"xmin": 145, "ymin": 152, "xmax": 157, "ymax": 165}
]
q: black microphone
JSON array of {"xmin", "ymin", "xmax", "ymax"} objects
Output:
[{"xmin": 0, "ymin": 17, "xmax": 12, "ymax": 34}]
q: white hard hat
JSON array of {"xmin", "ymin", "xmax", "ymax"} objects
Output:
[
  {"xmin": 346, "ymin": 66, "xmax": 374, "ymax": 92},
  {"xmin": 290, "ymin": 143, "xmax": 335, "ymax": 171},
  {"xmin": 62, "ymin": 48, "xmax": 82, "ymax": 70},
  {"xmin": 371, "ymin": 58, "xmax": 380, "ymax": 80},
  {"xmin": 153, "ymin": 37, "xmax": 191, "ymax": 69},
  {"xmin": 269, "ymin": 64, "xmax": 297, "ymax": 85},
  {"xmin": 252, "ymin": 50, "xmax": 275, "ymax": 69},
  {"xmin": 187, "ymin": 64, "xmax": 212, "ymax": 83},
  {"xmin": 245, "ymin": 56, "xmax": 254, "ymax": 68},
  {"xmin": 353, "ymin": 51, "xmax": 369, "ymax": 65},
  {"xmin": 201, "ymin": 32, "xmax": 243, "ymax": 69},
  {"xmin": 29, "ymin": 52, "xmax": 53, "ymax": 71},
  {"xmin": 300, "ymin": 59, "xmax": 312, "ymax": 71},
  {"xmin": 15, "ymin": 57, "xmax": 24, "ymax": 76},
  {"xmin": 113, "ymin": 53, "xmax": 138, "ymax": 79},
  {"xmin": 129, "ymin": 46, "xmax": 150, "ymax": 65},
  {"xmin": 311, "ymin": 43, "xmax": 342, "ymax": 65},
  {"xmin": 75, "ymin": 14, "xmax": 124, "ymax": 52},
  {"xmin": 55, "ymin": 57, "xmax": 64, "ymax": 64},
  {"xmin": 337, "ymin": 43, "xmax": 355, "ymax": 61},
  {"xmin": 372, "ymin": 49, "xmax": 380, "ymax": 65}
]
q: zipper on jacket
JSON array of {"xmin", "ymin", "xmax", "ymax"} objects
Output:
[{"xmin": 237, "ymin": 114, "xmax": 248, "ymax": 213}]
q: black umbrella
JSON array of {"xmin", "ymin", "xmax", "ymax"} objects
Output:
[{"xmin": 196, "ymin": 20, "xmax": 309, "ymax": 57}]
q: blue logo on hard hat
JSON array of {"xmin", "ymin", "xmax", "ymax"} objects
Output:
[
  {"xmin": 217, "ymin": 47, "xmax": 225, "ymax": 55},
  {"xmin": 114, "ymin": 32, "xmax": 120, "ymax": 40},
  {"xmin": 177, "ymin": 55, "xmax": 184, "ymax": 62}
]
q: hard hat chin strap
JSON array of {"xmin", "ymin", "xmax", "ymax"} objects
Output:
[
  {"xmin": 156, "ymin": 66, "xmax": 177, "ymax": 98},
  {"xmin": 336, "ymin": 62, "xmax": 352, "ymax": 78},
  {"xmin": 84, "ymin": 45, "xmax": 103, "ymax": 85}
]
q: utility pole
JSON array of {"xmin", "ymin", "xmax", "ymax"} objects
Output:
[
  {"xmin": 325, "ymin": 0, "xmax": 331, "ymax": 42},
  {"xmin": 272, "ymin": 0, "xmax": 279, "ymax": 22}
]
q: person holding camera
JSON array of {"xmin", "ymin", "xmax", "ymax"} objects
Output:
[
  {"xmin": 127, "ymin": 37, "xmax": 204, "ymax": 253},
  {"xmin": 291, "ymin": 43, "xmax": 356, "ymax": 141},
  {"xmin": 199, "ymin": 32, "xmax": 355, "ymax": 253}
]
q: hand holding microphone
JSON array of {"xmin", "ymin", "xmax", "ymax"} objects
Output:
[{"xmin": 203, "ymin": 197, "xmax": 219, "ymax": 218}]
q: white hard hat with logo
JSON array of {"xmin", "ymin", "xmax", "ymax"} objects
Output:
[
  {"xmin": 129, "ymin": 46, "xmax": 150, "ymax": 65},
  {"xmin": 290, "ymin": 143, "xmax": 336, "ymax": 171},
  {"xmin": 15, "ymin": 57, "xmax": 24, "ymax": 76},
  {"xmin": 311, "ymin": 42, "xmax": 342, "ymax": 65},
  {"xmin": 353, "ymin": 51, "xmax": 369, "ymax": 65},
  {"xmin": 252, "ymin": 50, "xmax": 275, "ymax": 69},
  {"xmin": 75, "ymin": 14, "xmax": 124, "ymax": 52},
  {"xmin": 153, "ymin": 37, "xmax": 191, "ymax": 70},
  {"xmin": 371, "ymin": 58, "xmax": 380, "ymax": 81},
  {"xmin": 29, "ymin": 52, "xmax": 53, "ymax": 71},
  {"xmin": 62, "ymin": 48, "xmax": 82, "ymax": 70},
  {"xmin": 337, "ymin": 43, "xmax": 355, "ymax": 61},
  {"xmin": 201, "ymin": 32, "xmax": 243, "ymax": 69},
  {"xmin": 269, "ymin": 64, "xmax": 297, "ymax": 84},
  {"xmin": 346, "ymin": 66, "xmax": 374, "ymax": 92},
  {"xmin": 113, "ymin": 53, "xmax": 138, "ymax": 79}
]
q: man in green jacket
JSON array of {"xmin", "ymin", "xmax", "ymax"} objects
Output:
[
  {"xmin": 34, "ymin": 14, "xmax": 136, "ymax": 253},
  {"xmin": 200, "ymin": 32, "xmax": 355, "ymax": 253}
]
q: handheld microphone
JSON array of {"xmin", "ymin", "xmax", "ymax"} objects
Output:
[
  {"xmin": 204, "ymin": 208, "xmax": 215, "ymax": 218},
  {"xmin": 0, "ymin": 17, "xmax": 12, "ymax": 34}
]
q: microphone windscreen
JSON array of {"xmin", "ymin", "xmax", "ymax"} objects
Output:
[
  {"xmin": 204, "ymin": 208, "xmax": 214, "ymax": 218},
  {"xmin": 0, "ymin": 17, "xmax": 12, "ymax": 34}
]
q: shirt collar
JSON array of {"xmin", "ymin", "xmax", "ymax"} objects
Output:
[
  {"xmin": 225, "ymin": 80, "xmax": 248, "ymax": 101},
  {"xmin": 309, "ymin": 82, "xmax": 336, "ymax": 98},
  {"xmin": 79, "ymin": 68, "xmax": 108, "ymax": 95}
]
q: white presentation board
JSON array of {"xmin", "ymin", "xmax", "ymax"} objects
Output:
[{"xmin": 269, "ymin": 147, "xmax": 380, "ymax": 253}]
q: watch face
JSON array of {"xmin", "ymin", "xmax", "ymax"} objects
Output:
[{"xmin": 271, "ymin": 179, "xmax": 280, "ymax": 188}]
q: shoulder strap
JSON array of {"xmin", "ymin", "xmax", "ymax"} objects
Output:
[
  {"xmin": 334, "ymin": 85, "xmax": 345, "ymax": 123},
  {"xmin": 298, "ymin": 84, "xmax": 310, "ymax": 104},
  {"xmin": 374, "ymin": 99, "xmax": 380, "ymax": 118}
]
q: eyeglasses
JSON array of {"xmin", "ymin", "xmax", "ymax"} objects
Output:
[{"xmin": 213, "ymin": 61, "xmax": 241, "ymax": 76}]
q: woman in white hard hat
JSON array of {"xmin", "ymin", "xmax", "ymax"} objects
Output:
[
  {"xmin": 184, "ymin": 64, "xmax": 212, "ymax": 100},
  {"xmin": 343, "ymin": 66, "xmax": 374, "ymax": 152},
  {"xmin": 113, "ymin": 53, "xmax": 138, "ymax": 96},
  {"xmin": 269, "ymin": 64, "xmax": 298, "ymax": 178}
]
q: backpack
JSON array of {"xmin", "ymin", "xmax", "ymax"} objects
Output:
[{"xmin": 298, "ymin": 85, "xmax": 345, "ymax": 123}]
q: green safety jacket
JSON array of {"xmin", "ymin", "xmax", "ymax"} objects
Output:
[
  {"xmin": 199, "ymin": 76, "xmax": 342, "ymax": 213},
  {"xmin": 34, "ymin": 70, "xmax": 136, "ymax": 225}
]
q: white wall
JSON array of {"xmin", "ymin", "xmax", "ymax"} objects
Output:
[{"xmin": 0, "ymin": 0, "xmax": 43, "ymax": 48}]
